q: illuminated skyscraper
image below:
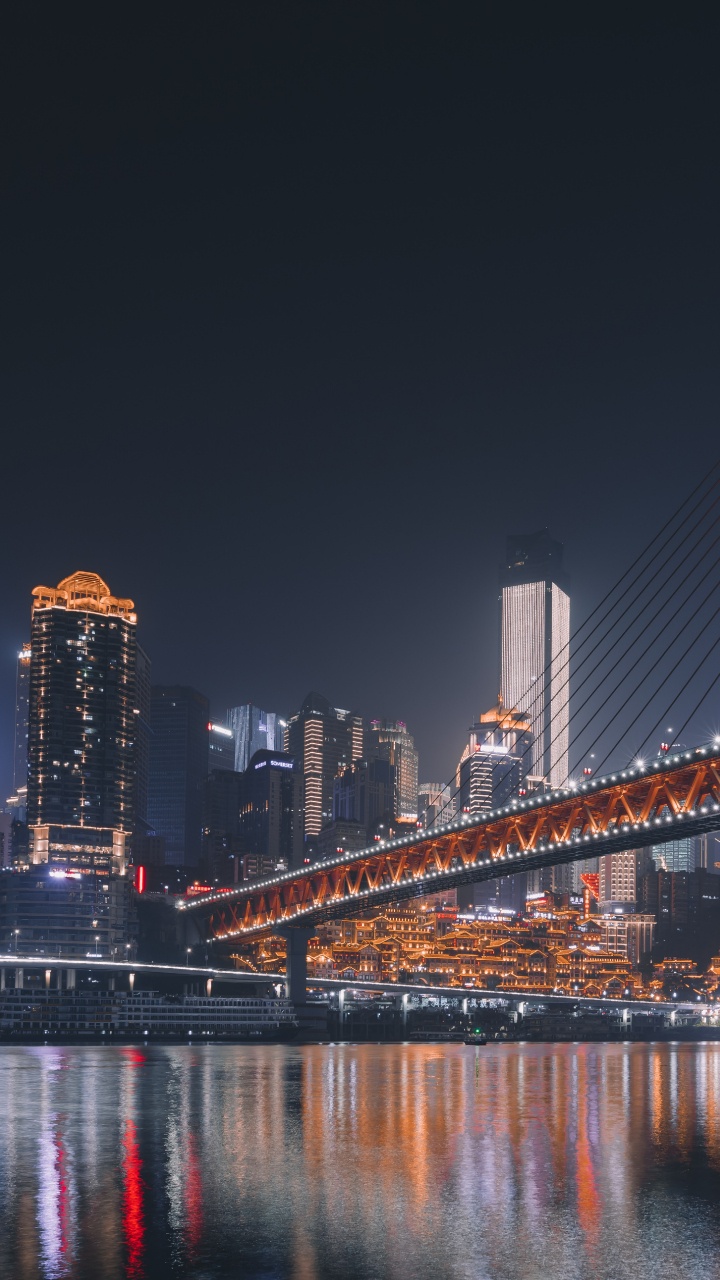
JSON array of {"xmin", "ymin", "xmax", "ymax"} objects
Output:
[
  {"xmin": 651, "ymin": 837, "xmax": 696, "ymax": 874},
  {"xmin": 227, "ymin": 704, "xmax": 283, "ymax": 773},
  {"xmin": 367, "ymin": 720, "xmax": 419, "ymax": 819},
  {"xmin": 500, "ymin": 530, "xmax": 570, "ymax": 786},
  {"xmin": 285, "ymin": 692, "xmax": 364, "ymax": 840},
  {"xmin": 599, "ymin": 851, "xmax": 636, "ymax": 911},
  {"xmin": 27, "ymin": 572, "xmax": 138, "ymax": 872},
  {"xmin": 456, "ymin": 699, "xmax": 534, "ymax": 914},
  {"xmin": 12, "ymin": 643, "xmax": 31, "ymax": 792}
]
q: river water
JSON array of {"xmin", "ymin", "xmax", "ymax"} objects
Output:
[{"xmin": 0, "ymin": 1041, "xmax": 719, "ymax": 1279}]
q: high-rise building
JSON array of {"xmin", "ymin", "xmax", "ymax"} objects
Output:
[
  {"xmin": 499, "ymin": 530, "xmax": 570, "ymax": 787},
  {"xmin": 651, "ymin": 837, "xmax": 696, "ymax": 874},
  {"xmin": 698, "ymin": 833, "xmax": 720, "ymax": 874},
  {"xmin": 456, "ymin": 698, "xmax": 533, "ymax": 815},
  {"xmin": 240, "ymin": 749, "xmax": 304, "ymax": 873},
  {"xmin": 418, "ymin": 782, "xmax": 455, "ymax": 828},
  {"xmin": 455, "ymin": 699, "xmax": 534, "ymax": 915},
  {"xmin": 285, "ymin": 692, "xmax": 364, "ymax": 840},
  {"xmin": 334, "ymin": 757, "xmax": 395, "ymax": 834},
  {"xmin": 227, "ymin": 704, "xmax": 284, "ymax": 773},
  {"xmin": 27, "ymin": 572, "xmax": 138, "ymax": 873},
  {"xmin": 208, "ymin": 722, "xmax": 236, "ymax": 773},
  {"xmin": 598, "ymin": 850, "xmax": 638, "ymax": 913},
  {"xmin": 202, "ymin": 767, "xmax": 244, "ymax": 883},
  {"xmin": 366, "ymin": 720, "xmax": 419, "ymax": 819},
  {"xmin": 148, "ymin": 686, "xmax": 210, "ymax": 866},
  {"xmin": 132, "ymin": 643, "xmax": 152, "ymax": 848},
  {"xmin": 12, "ymin": 643, "xmax": 31, "ymax": 793}
]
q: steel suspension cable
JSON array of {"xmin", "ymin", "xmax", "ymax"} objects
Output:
[
  {"xmin": 431, "ymin": 463, "xmax": 720, "ymax": 826},
  {"xmin": 564, "ymin": 569, "xmax": 720, "ymax": 776},
  {"xmin": 515, "ymin": 513, "xmax": 720, "ymax": 784},
  {"xmin": 666, "ymin": 667, "xmax": 720, "ymax": 753},
  {"xmin": 509, "ymin": 462, "xmax": 720, "ymax": 732},
  {"xmin": 590, "ymin": 601, "xmax": 720, "ymax": 776},
  {"xmin": 633, "ymin": 630, "xmax": 720, "ymax": 761},
  {"xmin": 519, "ymin": 489, "xmax": 720, "ymax": 752}
]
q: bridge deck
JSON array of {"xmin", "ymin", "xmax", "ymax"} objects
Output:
[{"xmin": 180, "ymin": 746, "xmax": 720, "ymax": 938}]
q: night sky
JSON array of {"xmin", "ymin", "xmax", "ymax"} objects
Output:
[{"xmin": 2, "ymin": 6, "xmax": 719, "ymax": 794}]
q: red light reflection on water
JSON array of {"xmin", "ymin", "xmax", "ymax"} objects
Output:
[
  {"xmin": 121, "ymin": 1049, "xmax": 147, "ymax": 1278},
  {"xmin": 122, "ymin": 1119, "xmax": 144, "ymax": 1278}
]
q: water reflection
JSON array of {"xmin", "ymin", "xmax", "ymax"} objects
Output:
[{"xmin": 0, "ymin": 1042, "xmax": 719, "ymax": 1278}]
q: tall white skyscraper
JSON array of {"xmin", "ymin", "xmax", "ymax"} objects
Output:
[{"xmin": 500, "ymin": 530, "xmax": 570, "ymax": 787}]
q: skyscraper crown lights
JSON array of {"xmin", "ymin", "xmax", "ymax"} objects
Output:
[{"xmin": 31, "ymin": 572, "xmax": 136, "ymax": 621}]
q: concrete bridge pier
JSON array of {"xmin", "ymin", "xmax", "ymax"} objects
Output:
[{"xmin": 277, "ymin": 925, "xmax": 316, "ymax": 1004}]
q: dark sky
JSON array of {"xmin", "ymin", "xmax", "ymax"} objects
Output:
[{"xmin": 2, "ymin": 5, "xmax": 719, "ymax": 794}]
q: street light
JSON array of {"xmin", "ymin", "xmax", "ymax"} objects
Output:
[
  {"xmin": 94, "ymin": 935, "xmax": 100, "ymax": 958},
  {"xmin": 13, "ymin": 929, "xmax": 20, "ymax": 954}
]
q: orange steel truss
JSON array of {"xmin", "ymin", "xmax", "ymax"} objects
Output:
[{"xmin": 182, "ymin": 747, "xmax": 720, "ymax": 941}]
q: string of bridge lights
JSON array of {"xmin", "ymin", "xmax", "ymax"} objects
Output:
[{"xmin": 180, "ymin": 742, "xmax": 720, "ymax": 933}]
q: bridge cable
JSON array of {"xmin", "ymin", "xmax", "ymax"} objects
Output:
[
  {"xmin": 566, "ymin": 572, "xmax": 720, "ymax": 777},
  {"xmin": 666, "ymin": 666, "xmax": 720, "ymax": 755},
  {"xmin": 507, "ymin": 462, "xmax": 720, "ymax": 737},
  {"xmin": 633, "ymin": 629, "xmax": 720, "ymax": 762},
  {"xmin": 430, "ymin": 463, "xmax": 720, "ymax": 826},
  {"xmin": 516, "ymin": 486, "xmax": 720, "ymax": 761},
  {"xmin": 591, "ymin": 601, "xmax": 720, "ymax": 776},
  {"xmin": 515, "ymin": 516, "xmax": 720, "ymax": 784},
  {"xmin": 492, "ymin": 506, "xmax": 720, "ymax": 790}
]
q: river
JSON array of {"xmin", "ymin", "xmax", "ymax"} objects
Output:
[{"xmin": 0, "ymin": 1041, "xmax": 719, "ymax": 1279}]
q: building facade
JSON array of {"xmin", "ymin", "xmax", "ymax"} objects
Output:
[
  {"xmin": 227, "ymin": 704, "xmax": 284, "ymax": 774},
  {"xmin": 132, "ymin": 643, "xmax": 152, "ymax": 851},
  {"xmin": 366, "ymin": 720, "xmax": 419, "ymax": 820},
  {"xmin": 499, "ymin": 530, "xmax": 570, "ymax": 787},
  {"xmin": 333, "ymin": 757, "xmax": 395, "ymax": 835},
  {"xmin": 599, "ymin": 850, "xmax": 638, "ymax": 913},
  {"xmin": 148, "ymin": 686, "xmax": 210, "ymax": 866},
  {"xmin": 12, "ymin": 644, "xmax": 31, "ymax": 794},
  {"xmin": 285, "ymin": 692, "xmax": 364, "ymax": 841},
  {"xmin": 27, "ymin": 572, "xmax": 139, "ymax": 874},
  {"xmin": 239, "ymin": 749, "xmax": 304, "ymax": 873},
  {"xmin": 651, "ymin": 837, "xmax": 697, "ymax": 874},
  {"xmin": 208, "ymin": 722, "xmax": 236, "ymax": 774}
]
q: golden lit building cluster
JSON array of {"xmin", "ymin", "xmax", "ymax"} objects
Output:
[{"xmin": 233, "ymin": 904, "xmax": 720, "ymax": 1003}]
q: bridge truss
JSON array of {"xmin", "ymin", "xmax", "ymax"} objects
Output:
[{"xmin": 181, "ymin": 746, "xmax": 720, "ymax": 941}]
